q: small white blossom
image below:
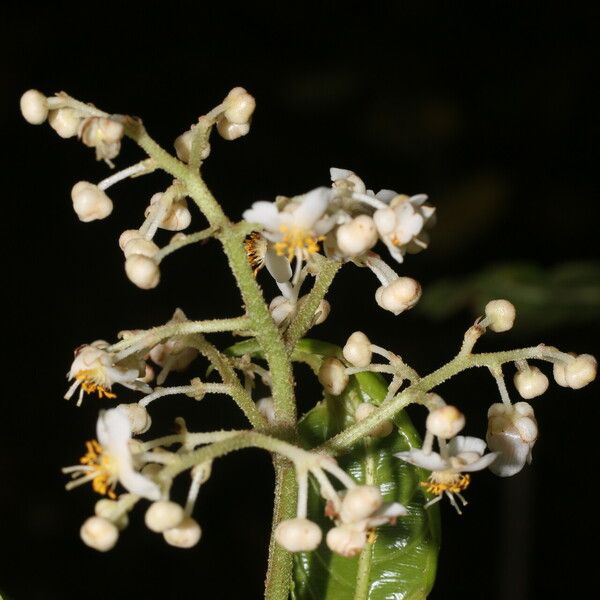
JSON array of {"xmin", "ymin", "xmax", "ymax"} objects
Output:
[
  {"xmin": 63, "ymin": 408, "xmax": 161, "ymax": 501},
  {"xmin": 396, "ymin": 436, "xmax": 497, "ymax": 513},
  {"xmin": 65, "ymin": 341, "xmax": 151, "ymax": 406}
]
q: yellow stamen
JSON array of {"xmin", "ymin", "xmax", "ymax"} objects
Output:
[
  {"xmin": 79, "ymin": 439, "xmax": 117, "ymax": 499},
  {"xmin": 420, "ymin": 473, "xmax": 470, "ymax": 496},
  {"xmin": 75, "ymin": 370, "xmax": 117, "ymax": 399},
  {"xmin": 244, "ymin": 232, "xmax": 267, "ymax": 275},
  {"xmin": 273, "ymin": 225, "xmax": 324, "ymax": 261},
  {"xmin": 367, "ymin": 529, "xmax": 378, "ymax": 544}
]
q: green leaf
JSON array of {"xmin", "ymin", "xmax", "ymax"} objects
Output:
[
  {"xmin": 295, "ymin": 345, "xmax": 440, "ymax": 600},
  {"xmin": 225, "ymin": 338, "xmax": 441, "ymax": 598}
]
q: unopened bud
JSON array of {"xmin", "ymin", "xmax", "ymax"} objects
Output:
[
  {"xmin": 224, "ymin": 87, "xmax": 256, "ymax": 124},
  {"xmin": 375, "ymin": 277, "xmax": 421, "ymax": 315},
  {"xmin": 20, "ymin": 89, "xmax": 48, "ymax": 124},
  {"xmin": 94, "ymin": 499, "xmax": 129, "ymax": 530},
  {"xmin": 145, "ymin": 501, "xmax": 184, "ymax": 533},
  {"xmin": 119, "ymin": 229, "xmax": 142, "ymax": 251},
  {"xmin": 340, "ymin": 485, "xmax": 383, "ymax": 523},
  {"xmin": 117, "ymin": 403, "xmax": 151, "ymax": 434},
  {"xmin": 274, "ymin": 518, "xmax": 322, "ymax": 552},
  {"xmin": 354, "ymin": 403, "xmax": 394, "ymax": 437},
  {"xmin": 174, "ymin": 130, "xmax": 193, "ymax": 162},
  {"xmin": 163, "ymin": 517, "xmax": 202, "ymax": 548},
  {"xmin": 318, "ymin": 357, "xmax": 349, "ymax": 396},
  {"xmin": 123, "ymin": 237, "xmax": 159, "ymax": 258},
  {"xmin": 336, "ymin": 215, "xmax": 378, "ymax": 256},
  {"xmin": 314, "ymin": 299, "xmax": 331, "ymax": 325},
  {"xmin": 80, "ymin": 117, "xmax": 124, "ymax": 146},
  {"xmin": 565, "ymin": 354, "xmax": 597, "ymax": 389},
  {"xmin": 125, "ymin": 255, "xmax": 160, "ymax": 289},
  {"xmin": 80, "ymin": 516, "xmax": 119, "ymax": 552},
  {"xmin": 343, "ymin": 331, "xmax": 372, "ymax": 367},
  {"xmin": 71, "ymin": 181, "xmax": 113, "ymax": 222},
  {"xmin": 48, "ymin": 108, "xmax": 81, "ymax": 138},
  {"xmin": 485, "ymin": 299, "xmax": 516, "ymax": 332},
  {"xmin": 426, "ymin": 405, "xmax": 465, "ymax": 438},
  {"xmin": 514, "ymin": 366, "xmax": 549, "ymax": 399},
  {"xmin": 269, "ymin": 296, "xmax": 295, "ymax": 325},
  {"xmin": 216, "ymin": 116, "xmax": 250, "ymax": 140},
  {"xmin": 326, "ymin": 525, "xmax": 367, "ymax": 557}
]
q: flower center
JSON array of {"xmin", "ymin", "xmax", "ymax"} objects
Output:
[
  {"xmin": 420, "ymin": 471, "xmax": 470, "ymax": 496},
  {"xmin": 79, "ymin": 440, "xmax": 117, "ymax": 498},
  {"xmin": 273, "ymin": 225, "xmax": 324, "ymax": 261},
  {"xmin": 75, "ymin": 369, "xmax": 117, "ymax": 399}
]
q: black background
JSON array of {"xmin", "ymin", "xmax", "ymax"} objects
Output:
[{"xmin": 2, "ymin": 2, "xmax": 598, "ymax": 599}]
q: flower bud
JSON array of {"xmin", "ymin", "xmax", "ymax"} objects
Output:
[
  {"xmin": 94, "ymin": 499, "xmax": 129, "ymax": 530},
  {"xmin": 375, "ymin": 277, "xmax": 422, "ymax": 315},
  {"xmin": 336, "ymin": 215, "xmax": 378, "ymax": 256},
  {"xmin": 269, "ymin": 296, "xmax": 296, "ymax": 325},
  {"xmin": 119, "ymin": 229, "xmax": 142, "ymax": 251},
  {"xmin": 426, "ymin": 405, "xmax": 465, "ymax": 438},
  {"xmin": 326, "ymin": 525, "xmax": 367, "ymax": 557},
  {"xmin": 565, "ymin": 354, "xmax": 597, "ymax": 389},
  {"xmin": 71, "ymin": 181, "xmax": 113, "ymax": 222},
  {"xmin": 216, "ymin": 116, "xmax": 250, "ymax": 140},
  {"xmin": 486, "ymin": 402, "xmax": 537, "ymax": 477},
  {"xmin": 80, "ymin": 516, "xmax": 119, "ymax": 552},
  {"xmin": 48, "ymin": 107, "xmax": 81, "ymax": 138},
  {"xmin": 145, "ymin": 501, "xmax": 184, "ymax": 533},
  {"xmin": 117, "ymin": 403, "xmax": 152, "ymax": 434},
  {"xmin": 80, "ymin": 117, "xmax": 124, "ymax": 146},
  {"xmin": 146, "ymin": 193, "xmax": 192, "ymax": 231},
  {"xmin": 314, "ymin": 299, "xmax": 331, "ymax": 325},
  {"xmin": 514, "ymin": 366, "xmax": 549, "ymax": 399},
  {"xmin": 318, "ymin": 357, "xmax": 349, "ymax": 396},
  {"xmin": 485, "ymin": 299, "xmax": 516, "ymax": 332},
  {"xmin": 141, "ymin": 463, "xmax": 162, "ymax": 479},
  {"xmin": 125, "ymin": 255, "xmax": 160, "ymax": 289},
  {"xmin": 174, "ymin": 130, "xmax": 193, "ymax": 162},
  {"xmin": 343, "ymin": 331, "xmax": 372, "ymax": 367},
  {"xmin": 373, "ymin": 207, "xmax": 396, "ymax": 236},
  {"xmin": 20, "ymin": 89, "xmax": 48, "ymax": 124},
  {"xmin": 123, "ymin": 237, "xmax": 159, "ymax": 258},
  {"xmin": 256, "ymin": 397, "xmax": 276, "ymax": 423},
  {"xmin": 354, "ymin": 403, "xmax": 394, "ymax": 437},
  {"xmin": 340, "ymin": 485, "xmax": 383, "ymax": 523},
  {"xmin": 224, "ymin": 87, "xmax": 256, "ymax": 124},
  {"xmin": 274, "ymin": 518, "xmax": 322, "ymax": 552},
  {"xmin": 163, "ymin": 517, "xmax": 202, "ymax": 548}
]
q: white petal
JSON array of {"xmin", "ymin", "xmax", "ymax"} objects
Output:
[
  {"xmin": 243, "ymin": 201, "xmax": 282, "ymax": 231},
  {"xmin": 330, "ymin": 167, "xmax": 354, "ymax": 181},
  {"xmin": 264, "ymin": 249, "xmax": 292, "ymax": 282},
  {"xmin": 118, "ymin": 466, "xmax": 161, "ymax": 500},
  {"xmin": 375, "ymin": 189, "xmax": 398, "ymax": 203},
  {"xmin": 373, "ymin": 502, "xmax": 408, "ymax": 518},
  {"xmin": 409, "ymin": 194, "xmax": 429, "ymax": 207},
  {"xmin": 460, "ymin": 452, "xmax": 498, "ymax": 472},
  {"xmin": 293, "ymin": 187, "xmax": 330, "ymax": 229},
  {"xmin": 487, "ymin": 429, "xmax": 531, "ymax": 477},
  {"xmin": 420, "ymin": 205, "xmax": 436, "ymax": 220},
  {"xmin": 97, "ymin": 408, "xmax": 131, "ymax": 449},
  {"xmin": 447, "ymin": 436, "xmax": 487, "ymax": 457},
  {"xmin": 395, "ymin": 449, "xmax": 448, "ymax": 471}
]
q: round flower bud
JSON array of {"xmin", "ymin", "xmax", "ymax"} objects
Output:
[
  {"xmin": 20, "ymin": 89, "xmax": 48, "ymax": 124},
  {"xmin": 162, "ymin": 201, "xmax": 192, "ymax": 231},
  {"xmin": 318, "ymin": 357, "xmax": 349, "ymax": 396},
  {"xmin": 163, "ymin": 517, "xmax": 202, "ymax": 548},
  {"xmin": 123, "ymin": 237, "xmax": 159, "ymax": 258},
  {"xmin": 565, "ymin": 354, "xmax": 597, "ymax": 389},
  {"xmin": 375, "ymin": 277, "xmax": 422, "ymax": 315},
  {"xmin": 426, "ymin": 405, "xmax": 465, "ymax": 439},
  {"xmin": 145, "ymin": 501, "xmax": 184, "ymax": 533},
  {"xmin": 343, "ymin": 331, "xmax": 372, "ymax": 367},
  {"xmin": 224, "ymin": 87, "xmax": 256, "ymax": 124},
  {"xmin": 340, "ymin": 485, "xmax": 383, "ymax": 523},
  {"xmin": 373, "ymin": 207, "xmax": 396, "ymax": 236},
  {"xmin": 80, "ymin": 516, "xmax": 119, "ymax": 552},
  {"xmin": 484, "ymin": 299, "xmax": 516, "ymax": 332},
  {"xmin": 216, "ymin": 116, "xmax": 250, "ymax": 140},
  {"xmin": 119, "ymin": 229, "xmax": 142, "ymax": 251},
  {"xmin": 174, "ymin": 130, "xmax": 193, "ymax": 163},
  {"xmin": 94, "ymin": 499, "xmax": 129, "ymax": 530},
  {"xmin": 336, "ymin": 215, "xmax": 378, "ymax": 256},
  {"xmin": 256, "ymin": 397, "xmax": 276, "ymax": 423},
  {"xmin": 486, "ymin": 402, "xmax": 537, "ymax": 477},
  {"xmin": 274, "ymin": 518, "xmax": 322, "ymax": 552},
  {"xmin": 354, "ymin": 402, "xmax": 394, "ymax": 438},
  {"xmin": 141, "ymin": 463, "xmax": 162, "ymax": 479},
  {"xmin": 513, "ymin": 366, "xmax": 549, "ymax": 399},
  {"xmin": 314, "ymin": 299, "xmax": 331, "ymax": 325},
  {"xmin": 117, "ymin": 403, "xmax": 152, "ymax": 434},
  {"xmin": 125, "ymin": 255, "xmax": 160, "ymax": 289},
  {"xmin": 80, "ymin": 117, "xmax": 124, "ymax": 146},
  {"xmin": 48, "ymin": 107, "xmax": 81, "ymax": 138},
  {"xmin": 71, "ymin": 181, "xmax": 113, "ymax": 222},
  {"xmin": 326, "ymin": 525, "xmax": 367, "ymax": 557},
  {"xmin": 269, "ymin": 296, "xmax": 296, "ymax": 325}
]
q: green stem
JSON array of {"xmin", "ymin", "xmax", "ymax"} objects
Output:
[
  {"xmin": 321, "ymin": 345, "xmax": 549, "ymax": 454},
  {"xmin": 155, "ymin": 227, "xmax": 217, "ymax": 262}
]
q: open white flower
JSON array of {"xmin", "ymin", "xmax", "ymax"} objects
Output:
[
  {"xmin": 63, "ymin": 408, "xmax": 161, "ymax": 501},
  {"xmin": 65, "ymin": 341, "xmax": 152, "ymax": 406},
  {"xmin": 242, "ymin": 187, "xmax": 334, "ymax": 261},
  {"xmin": 396, "ymin": 436, "xmax": 497, "ymax": 513}
]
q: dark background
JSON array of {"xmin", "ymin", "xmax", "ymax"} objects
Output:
[{"xmin": 2, "ymin": 2, "xmax": 598, "ymax": 599}]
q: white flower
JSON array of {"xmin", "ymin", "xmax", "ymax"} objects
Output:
[
  {"xmin": 396, "ymin": 436, "xmax": 497, "ymax": 513},
  {"xmin": 65, "ymin": 341, "xmax": 151, "ymax": 406},
  {"xmin": 63, "ymin": 408, "xmax": 161, "ymax": 501},
  {"xmin": 486, "ymin": 402, "xmax": 538, "ymax": 477},
  {"xmin": 242, "ymin": 187, "xmax": 334, "ymax": 261}
]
